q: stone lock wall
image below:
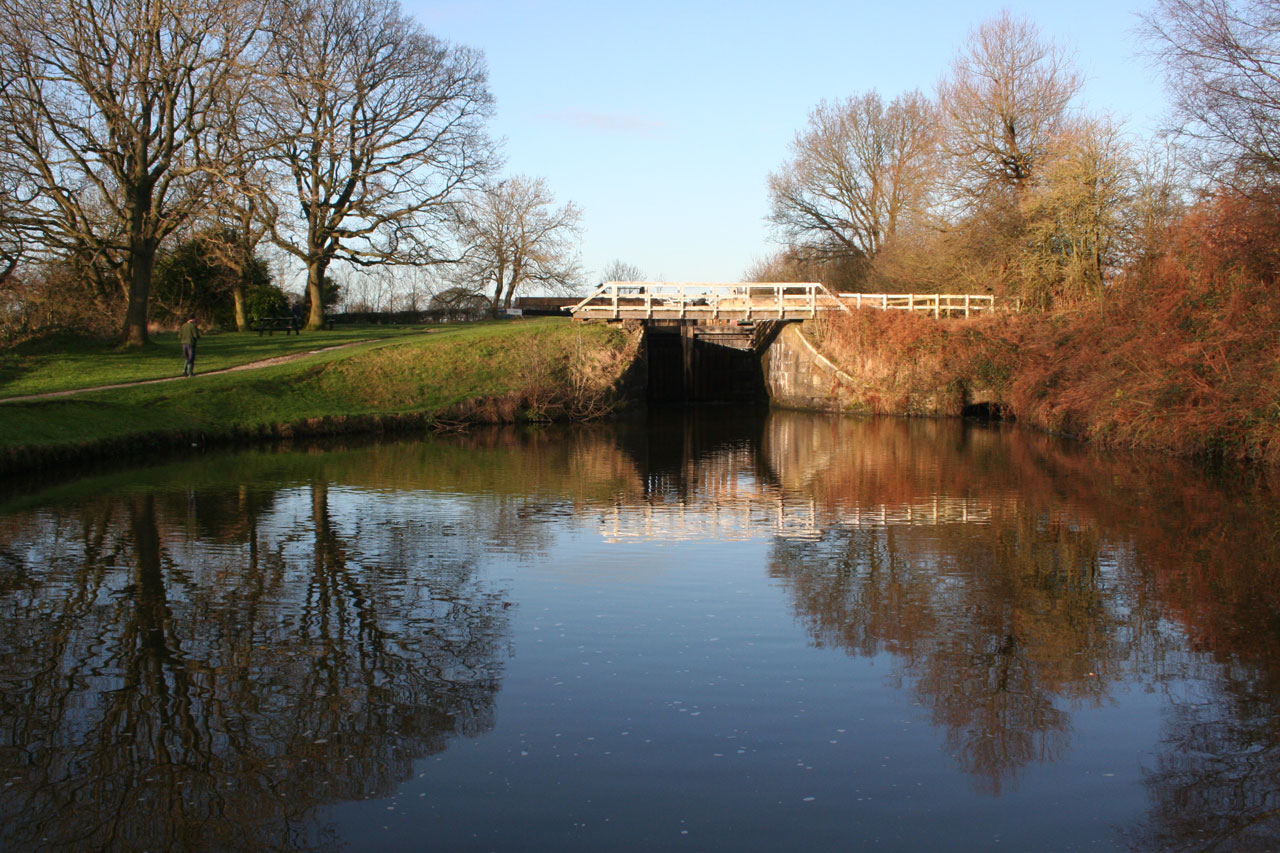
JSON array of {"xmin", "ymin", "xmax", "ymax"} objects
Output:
[
  {"xmin": 762, "ymin": 322, "xmax": 866, "ymax": 412},
  {"xmin": 761, "ymin": 321, "xmax": 999, "ymax": 416}
]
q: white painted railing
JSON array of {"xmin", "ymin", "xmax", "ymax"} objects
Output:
[
  {"xmin": 836, "ymin": 292, "xmax": 998, "ymax": 318},
  {"xmin": 570, "ymin": 281, "xmax": 838, "ymax": 320},
  {"xmin": 570, "ymin": 282, "xmax": 1001, "ymax": 320}
]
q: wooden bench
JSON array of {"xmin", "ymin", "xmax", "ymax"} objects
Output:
[{"xmin": 256, "ymin": 316, "xmax": 300, "ymax": 335}]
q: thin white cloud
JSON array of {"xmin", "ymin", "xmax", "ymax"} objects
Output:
[{"xmin": 536, "ymin": 108, "xmax": 666, "ymax": 135}]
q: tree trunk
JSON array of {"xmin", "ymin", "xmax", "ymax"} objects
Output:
[
  {"xmin": 233, "ymin": 283, "xmax": 248, "ymax": 331},
  {"xmin": 121, "ymin": 244, "xmax": 157, "ymax": 347},
  {"xmin": 501, "ymin": 260, "xmax": 522, "ymax": 313},
  {"xmin": 121, "ymin": 178, "xmax": 157, "ymax": 347},
  {"xmin": 501, "ymin": 271, "xmax": 521, "ymax": 311},
  {"xmin": 305, "ymin": 257, "xmax": 328, "ymax": 330},
  {"xmin": 490, "ymin": 277, "xmax": 504, "ymax": 317}
]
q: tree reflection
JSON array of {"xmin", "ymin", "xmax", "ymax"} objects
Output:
[
  {"xmin": 0, "ymin": 480, "xmax": 511, "ymax": 849},
  {"xmin": 1131, "ymin": 674, "xmax": 1280, "ymax": 850},
  {"xmin": 761, "ymin": 416, "xmax": 1174, "ymax": 794},
  {"xmin": 770, "ymin": 509, "xmax": 1125, "ymax": 793},
  {"xmin": 3, "ymin": 414, "xmax": 1280, "ymax": 845},
  {"xmin": 1124, "ymin": 481, "xmax": 1280, "ymax": 850}
]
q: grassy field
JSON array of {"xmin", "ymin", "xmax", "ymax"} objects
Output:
[
  {"xmin": 0, "ymin": 325, "xmax": 429, "ymax": 398},
  {"xmin": 0, "ymin": 319, "xmax": 638, "ymax": 469}
]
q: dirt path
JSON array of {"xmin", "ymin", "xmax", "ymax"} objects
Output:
[{"xmin": 0, "ymin": 340, "xmax": 375, "ymax": 404}]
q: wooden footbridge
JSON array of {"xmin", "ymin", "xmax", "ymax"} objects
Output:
[{"xmin": 570, "ymin": 282, "xmax": 1000, "ymax": 321}]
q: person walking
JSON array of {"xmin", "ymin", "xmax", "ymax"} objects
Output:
[{"xmin": 179, "ymin": 316, "xmax": 200, "ymax": 376}]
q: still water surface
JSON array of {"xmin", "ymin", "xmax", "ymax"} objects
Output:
[{"xmin": 2, "ymin": 410, "xmax": 1279, "ymax": 850}]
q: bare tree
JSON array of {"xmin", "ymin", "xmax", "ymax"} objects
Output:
[
  {"xmin": 768, "ymin": 90, "xmax": 938, "ymax": 268},
  {"xmin": 0, "ymin": 0, "xmax": 267, "ymax": 345},
  {"xmin": 257, "ymin": 0, "xmax": 495, "ymax": 330},
  {"xmin": 1125, "ymin": 140, "xmax": 1187, "ymax": 268},
  {"xmin": 1019, "ymin": 115, "xmax": 1134, "ymax": 305},
  {"xmin": 599, "ymin": 259, "xmax": 645, "ymax": 283},
  {"xmin": 0, "ymin": 102, "xmax": 27, "ymax": 287},
  {"xmin": 189, "ymin": 100, "xmax": 279, "ymax": 331},
  {"xmin": 451, "ymin": 175, "xmax": 583, "ymax": 315},
  {"xmin": 1142, "ymin": 0, "xmax": 1280, "ymax": 188},
  {"xmin": 198, "ymin": 206, "xmax": 271, "ymax": 331},
  {"xmin": 939, "ymin": 11, "xmax": 1083, "ymax": 202},
  {"xmin": 0, "ymin": 171, "xmax": 25, "ymax": 288}
]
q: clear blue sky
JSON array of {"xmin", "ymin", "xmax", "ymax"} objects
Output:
[{"xmin": 406, "ymin": 0, "xmax": 1169, "ymax": 284}]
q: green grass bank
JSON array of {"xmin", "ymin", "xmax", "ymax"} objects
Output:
[
  {"xmin": 0, "ymin": 324, "xmax": 431, "ymax": 396},
  {"xmin": 0, "ymin": 318, "xmax": 640, "ymax": 475}
]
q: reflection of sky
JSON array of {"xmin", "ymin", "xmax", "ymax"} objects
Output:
[
  {"xmin": 271, "ymin": 486, "xmax": 495, "ymax": 563},
  {"xmin": 256, "ymin": 469, "xmax": 1171, "ymax": 846}
]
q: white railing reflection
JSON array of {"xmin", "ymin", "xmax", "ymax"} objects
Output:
[{"xmin": 596, "ymin": 493, "xmax": 998, "ymax": 543}]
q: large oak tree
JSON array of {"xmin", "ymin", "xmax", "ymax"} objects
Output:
[
  {"xmin": 256, "ymin": 0, "xmax": 495, "ymax": 330},
  {"xmin": 939, "ymin": 11, "xmax": 1082, "ymax": 203},
  {"xmin": 0, "ymin": 0, "xmax": 266, "ymax": 345}
]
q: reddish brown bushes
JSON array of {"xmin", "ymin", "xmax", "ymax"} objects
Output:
[
  {"xmin": 809, "ymin": 308, "xmax": 1019, "ymax": 416},
  {"xmin": 809, "ymin": 192, "xmax": 1280, "ymax": 462},
  {"xmin": 1006, "ymin": 193, "xmax": 1280, "ymax": 461}
]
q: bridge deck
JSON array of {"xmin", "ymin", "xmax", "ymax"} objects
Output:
[{"xmin": 571, "ymin": 282, "xmax": 999, "ymax": 321}]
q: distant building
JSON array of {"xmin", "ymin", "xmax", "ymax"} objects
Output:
[{"xmin": 512, "ymin": 296, "xmax": 583, "ymax": 316}]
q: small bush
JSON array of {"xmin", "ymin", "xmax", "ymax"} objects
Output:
[{"xmin": 1, "ymin": 263, "xmax": 122, "ymax": 346}]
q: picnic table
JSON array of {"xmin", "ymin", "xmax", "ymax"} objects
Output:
[{"xmin": 255, "ymin": 316, "xmax": 300, "ymax": 335}]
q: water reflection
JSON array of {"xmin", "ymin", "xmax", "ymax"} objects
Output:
[
  {"xmin": 754, "ymin": 416, "xmax": 1280, "ymax": 842},
  {"xmin": 0, "ymin": 411, "xmax": 1278, "ymax": 847},
  {"xmin": 760, "ymin": 419, "xmax": 1130, "ymax": 794},
  {"xmin": 605, "ymin": 412, "xmax": 1280, "ymax": 839},
  {"xmin": 0, "ymin": 475, "xmax": 511, "ymax": 849}
]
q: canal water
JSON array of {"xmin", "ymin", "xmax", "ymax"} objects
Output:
[{"xmin": 1, "ymin": 410, "xmax": 1278, "ymax": 850}]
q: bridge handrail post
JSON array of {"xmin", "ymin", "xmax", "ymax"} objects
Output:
[
  {"xmin": 612, "ymin": 284, "xmax": 618, "ymax": 318},
  {"xmin": 965, "ymin": 294, "xmax": 971, "ymax": 317}
]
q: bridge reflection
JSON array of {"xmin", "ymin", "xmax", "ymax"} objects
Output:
[
  {"xmin": 597, "ymin": 493, "xmax": 999, "ymax": 542},
  {"xmin": 596, "ymin": 414, "xmax": 1015, "ymax": 543}
]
